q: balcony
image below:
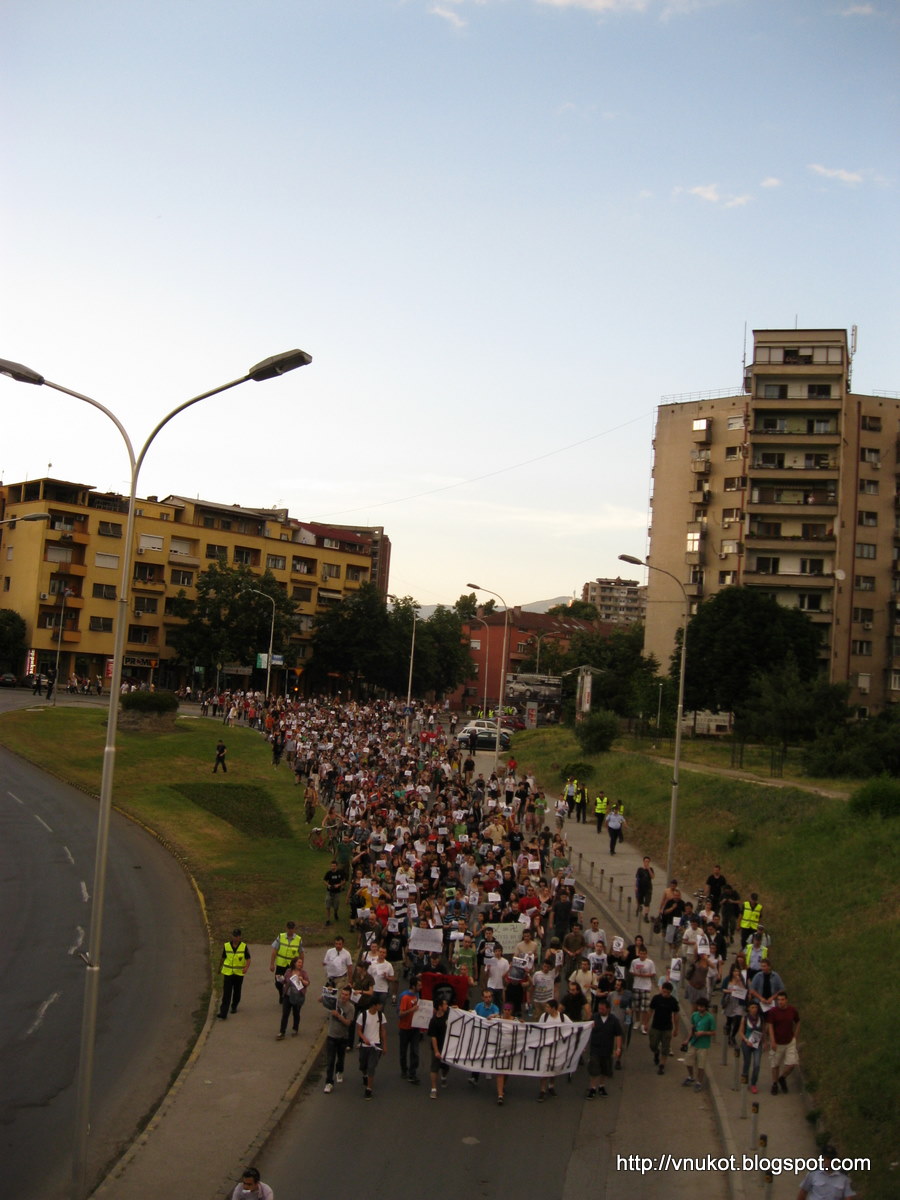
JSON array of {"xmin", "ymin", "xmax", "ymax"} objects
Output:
[
  {"xmin": 168, "ymin": 549, "xmax": 200, "ymax": 567},
  {"xmin": 690, "ymin": 459, "xmax": 711, "ymax": 476},
  {"xmin": 747, "ymin": 486, "xmax": 837, "ymax": 510},
  {"xmin": 689, "ymin": 487, "xmax": 711, "ymax": 504}
]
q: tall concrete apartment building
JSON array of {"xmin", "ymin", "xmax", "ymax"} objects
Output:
[
  {"xmin": 645, "ymin": 328, "xmax": 900, "ymax": 713},
  {"xmin": 0, "ymin": 478, "xmax": 386, "ymax": 691},
  {"xmin": 581, "ymin": 576, "xmax": 646, "ymax": 625}
]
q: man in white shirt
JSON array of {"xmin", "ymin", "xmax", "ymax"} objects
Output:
[
  {"xmin": 796, "ymin": 1147, "xmax": 856, "ymax": 1200},
  {"xmin": 584, "ymin": 917, "xmax": 608, "ymax": 952},
  {"xmin": 630, "ymin": 946, "xmax": 657, "ymax": 1034},
  {"xmin": 323, "ymin": 935, "xmax": 354, "ymax": 991},
  {"xmin": 367, "ymin": 944, "xmax": 397, "ymax": 1005},
  {"xmin": 484, "ymin": 944, "xmax": 510, "ymax": 1009}
]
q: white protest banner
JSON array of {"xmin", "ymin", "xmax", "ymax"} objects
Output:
[
  {"xmin": 491, "ymin": 922, "xmax": 527, "ymax": 955},
  {"xmin": 408, "ymin": 927, "xmax": 445, "ymax": 954},
  {"xmin": 442, "ymin": 1009, "xmax": 593, "ymax": 1078}
]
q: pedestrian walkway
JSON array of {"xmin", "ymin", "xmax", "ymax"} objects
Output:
[
  {"xmin": 91, "ymin": 954, "xmax": 329, "ymax": 1200},
  {"xmin": 555, "ymin": 786, "xmax": 819, "ymax": 1200}
]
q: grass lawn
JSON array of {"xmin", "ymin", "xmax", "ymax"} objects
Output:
[
  {"xmin": 0, "ymin": 708, "xmax": 352, "ymax": 948},
  {"xmin": 514, "ymin": 727, "xmax": 898, "ymax": 1200}
]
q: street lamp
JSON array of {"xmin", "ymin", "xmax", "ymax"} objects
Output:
[
  {"xmin": 619, "ymin": 553, "xmax": 688, "ymax": 885},
  {"xmin": 468, "ymin": 615, "xmax": 491, "ymax": 719},
  {"xmin": 467, "ymin": 582, "xmax": 510, "ymax": 772},
  {"xmin": 529, "ymin": 629, "xmax": 558, "ymax": 674},
  {"xmin": 245, "ymin": 588, "xmax": 276, "ymax": 699},
  {"xmin": 0, "ymin": 348, "xmax": 312, "ymax": 1200},
  {"xmin": 0, "ymin": 512, "xmax": 51, "ymax": 527}
]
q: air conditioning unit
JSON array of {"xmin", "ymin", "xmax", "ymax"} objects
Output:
[
  {"xmin": 863, "ymin": 622, "xmax": 873, "ymax": 631},
  {"xmin": 136, "ymin": 547, "xmax": 145, "ymax": 555},
  {"xmin": 40, "ymin": 592, "xmax": 49, "ymax": 600}
]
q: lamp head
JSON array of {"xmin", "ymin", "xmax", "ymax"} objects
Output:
[
  {"xmin": 0, "ymin": 358, "xmax": 44, "ymax": 385},
  {"xmin": 618, "ymin": 554, "xmax": 644, "ymax": 567},
  {"xmin": 248, "ymin": 349, "xmax": 312, "ymax": 382}
]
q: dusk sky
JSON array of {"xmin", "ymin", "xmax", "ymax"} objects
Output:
[{"xmin": 3, "ymin": 0, "xmax": 897, "ymax": 608}]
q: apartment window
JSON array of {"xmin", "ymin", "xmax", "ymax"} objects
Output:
[
  {"xmin": 267, "ymin": 555, "xmax": 286, "ymax": 571},
  {"xmin": 857, "ymin": 512, "xmax": 878, "ymax": 527},
  {"xmin": 294, "ymin": 644, "xmax": 308, "ymax": 659},
  {"xmin": 686, "ymin": 532, "xmax": 701, "ymax": 553},
  {"xmin": 758, "ymin": 452, "xmax": 785, "ymax": 469},
  {"xmin": 470, "ymin": 638, "xmax": 481, "ymax": 651},
  {"xmin": 722, "ymin": 508, "xmax": 742, "ymax": 522},
  {"xmin": 852, "ymin": 607, "xmax": 874, "ymax": 624},
  {"xmin": 322, "ymin": 562, "xmax": 341, "ymax": 579},
  {"xmin": 727, "ymin": 415, "xmax": 744, "ymax": 430},
  {"xmin": 219, "ymin": 519, "xmax": 232, "ymax": 532},
  {"xmin": 128, "ymin": 625, "xmax": 154, "ymax": 644},
  {"xmin": 719, "ymin": 571, "xmax": 737, "ymax": 585},
  {"xmin": 763, "ymin": 384, "xmax": 788, "ymax": 399},
  {"xmin": 804, "ymin": 453, "xmax": 831, "ymax": 470},
  {"xmin": 861, "ymin": 415, "xmax": 882, "ymax": 432},
  {"xmin": 755, "ymin": 521, "xmax": 782, "ymax": 537},
  {"xmin": 89, "ymin": 616, "xmax": 114, "ymax": 632},
  {"xmin": 807, "ymin": 385, "xmax": 831, "ymax": 398},
  {"xmin": 721, "ymin": 540, "xmax": 739, "ymax": 555},
  {"xmin": 808, "ymin": 418, "xmax": 833, "ymax": 435},
  {"xmin": 725, "ymin": 445, "xmax": 741, "ymax": 460},
  {"xmin": 133, "ymin": 596, "xmax": 158, "ymax": 614},
  {"xmin": 517, "ymin": 642, "xmax": 529, "ymax": 654},
  {"xmin": 797, "ymin": 594, "xmax": 823, "ymax": 612},
  {"xmin": 233, "ymin": 547, "xmax": 254, "ymax": 566},
  {"xmin": 171, "ymin": 569, "xmax": 193, "ymax": 587},
  {"xmin": 98, "ymin": 521, "xmax": 122, "ymax": 537},
  {"xmin": 761, "ymin": 417, "xmax": 787, "ymax": 432},
  {"xmin": 94, "ymin": 552, "xmax": 119, "ymax": 570},
  {"xmin": 755, "ymin": 556, "xmax": 780, "ymax": 575},
  {"xmin": 724, "ymin": 477, "xmax": 746, "ymax": 492},
  {"xmin": 170, "ymin": 537, "xmax": 194, "ymax": 556},
  {"xmin": 292, "ymin": 585, "xmax": 312, "ymax": 602},
  {"xmin": 202, "ymin": 516, "xmax": 215, "ymax": 528},
  {"xmin": 133, "ymin": 563, "xmax": 159, "ymax": 583},
  {"xmin": 206, "ymin": 544, "xmax": 227, "ymax": 560},
  {"xmin": 854, "ymin": 575, "xmax": 876, "ymax": 591},
  {"xmin": 850, "ymin": 640, "xmax": 872, "ymax": 656},
  {"xmin": 856, "ymin": 543, "xmax": 877, "ymax": 560},
  {"xmin": 92, "ymin": 583, "xmax": 116, "ymax": 600},
  {"xmin": 138, "ymin": 534, "xmax": 164, "ymax": 552},
  {"xmin": 801, "ymin": 524, "xmax": 827, "ymax": 539},
  {"xmin": 346, "ymin": 565, "xmax": 366, "ymax": 581},
  {"xmin": 890, "ymin": 671, "xmax": 900, "ymax": 692},
  {"xmin": 860, "ymin": 448, "xmax": 880, "ymax": 466},
  {"xmin": 323, "ymin": 537, "xmax": 340, "ymax": 549},
  {"xmin": 164, "ymin": 597, "xmax": 181, "ymax": 615},
  {"xmin": 293, "ymin": 556, "xmax": 315, "ymax": 575},
  {"xmin": 857, "ymin": 672, "xmax": 871, "ymax": 694},
  {"xmin": 47, "ymin": 545, "xmax": 73, "ymax": 564},
  {"xmin": 859, "ymin": 479, "xmax": 879, "ymax": 495},
  {"xmin": 2, "ymin": 578, "xmax": 8, "ymax": 592}
]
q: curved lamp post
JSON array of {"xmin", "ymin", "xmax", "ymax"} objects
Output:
[
  {"xmin": 245, "ymin": 588, "xmax": 277, "ymax": 699},
  {"xmin": 469, "ymin": 614, "xmax": 491, "ymax": 720},
  {"xmin": 619, "ymin": 553, "xmax": 687, "ymax": 885},
  {"xmin": 1, "ymin": 348, "xmax": 311, "ymax": 1199},
  {"xmin": 467, "ymin": 583, "xmax": 509, "ymax": 772}
]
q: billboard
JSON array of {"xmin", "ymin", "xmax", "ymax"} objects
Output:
[{"xmin": 505, "ymin": 673, "xmax": 562, "ymax": 702}]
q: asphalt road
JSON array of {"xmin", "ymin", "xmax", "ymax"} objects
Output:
[
  {"xmin": 260, "ymin": 1034, "xmax": 618, "ymax": 1199},
  {"xmin": 0, "ymin": 700, "xmax": 208, "ymax": 1199}
]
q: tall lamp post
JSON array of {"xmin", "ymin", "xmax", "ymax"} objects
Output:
[
  {"xmin": 619, "ymin": 553, "xmax": 688, "ymax": 885},
  {"xmin": 1, "ymin": 348, "xmax": 312, "ymax": 1200},
  {"xmin": 245, "ymin": 588, "xmax": 276, "ymax": 699},
  {"xmin": 467, "ymin": 583, "xmax": 509, "ymax": 772},
  {"xmin": 469, "ymin": 615, "xmax": 490, "ymax": 719}
]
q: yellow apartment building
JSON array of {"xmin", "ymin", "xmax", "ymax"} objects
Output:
[
  {"xmin": 645, "ymin": 328, "xmax": 900, "ymax": 714},
  {"xmin": 0, "ymin": 479, "xmax": 382, "ymax": 691}
]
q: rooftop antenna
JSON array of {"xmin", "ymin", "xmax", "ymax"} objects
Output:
[
  {"xmin": 741, "ymin": 321, "xmax": 747, "ymax": 385},
  {"xmin": 848, "ymin": 324, "xmax": 858, "ymax": 391}
]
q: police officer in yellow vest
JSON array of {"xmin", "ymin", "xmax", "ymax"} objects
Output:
[
  {"xmin": 594, "ymin": 791, "xmax": 608, "ymax": 833},
  {"xmin": 739, "ymin": 893, "xmax": 763, "ymax": 948},
  {"xmin": 269, "ymin": 920, "xmax": 302, "ymax": 1002},
  {"xmin": 218, "ymin": 928, "xmax": 250, "ymax": 1019}
]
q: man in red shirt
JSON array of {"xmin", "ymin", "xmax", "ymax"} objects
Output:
[{"xmin": 766, "ymin": 990, "xmax": 800, "ymax": 1095}]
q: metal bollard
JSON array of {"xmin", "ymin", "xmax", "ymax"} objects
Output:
[
  {"xmin": 750, "ymin": 1103, "xmax": 759, "ymax": 1150},
  {"xmin": 590, "ymin": 861, "xmax": 596, "ymax": 883},
  {"xmin": 618, "ymin": 886, "xmax": 623, "ymax": 911},
  {"xmin": 762, "ymin": 1171, "xmax": 773, "ymax": 1200},
  {"xmin": 721, "ymin": 1028, "xmax": 729, "ymax": 1066},
  {"xmin": 739, "ymin": 1078, "xmax": 748, "ymax": 1119},
  {"xmin": 626, "ymin": 897, "xmax": 632, "ymax": 923},
  {"xmin": 608, "ymin": 876, "xmax": 614, "ymax": 900},
  {"xmin": 578, "ymin": 852, "xmax": 583, "ymax": 873}
]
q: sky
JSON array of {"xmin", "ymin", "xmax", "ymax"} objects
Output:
[{"xmin": 2, "ymin": 0, "xmax": 898, "ymax": 610}]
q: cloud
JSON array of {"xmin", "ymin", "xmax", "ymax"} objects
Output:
[
  {"xmin": 430, "ymin": 4, "xmax": 467, "ymax": 28},
  {"xmin": 760, "ymin": 176, "xmax": 782, "ymax": 188},
  {"xmin": 841, "ymin": 3, "xmax": 875, "ymax": 14},
  {"xmin": 808, "ymin": 163, "xmax": 863, "ymax": 184},
  {"xmin": 536, "ymin": 0, "xmax": 726, "ymax": 15},
  {"xmin": 724, "ymin": 194, "xmax": 752, "ymax": 208},
  {"xmin": 688, "ymin": 183, "xmax": 720, "ymax": 203}
]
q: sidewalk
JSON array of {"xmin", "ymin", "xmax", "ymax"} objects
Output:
[
  {"xmin": 91, "ymin": 953, "xmax": 329, "ymax": 1200},
  {"xmin": 557, "ymin": 797, "xmax": 819, "ymax": 1200}
]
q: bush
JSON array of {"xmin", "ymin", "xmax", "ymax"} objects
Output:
[
  {"xmin": 848, "ymin": 777, "xmax": 900, "ymax": 820},
  {"xmin": 560, "ymin": 761, "xmax": 595, "ymax": 784},
  {"xmin": 573, "ymin": 710, "xmax": 619, "ymax": 755},
  {"xmin": 120, "ymin": 690, "xmax": 179, "ymax": 714}
]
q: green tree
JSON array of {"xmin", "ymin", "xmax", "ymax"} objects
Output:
[
  {"xmin": 306, "ymin": 582, "xmax": 392, "ymax": 695},
  {"xmin": 169, "ymin": 563, "xmax": 298, "ymax": 679},
  {"xmin": 454, "ymin": 593, "xmax": 478, "ymax": 621},
  {"xmin": 681, "ymin": 587, "xmax": 820, "ymax": 715},
  {"xmin": 418, "ymin": 605, "xmax": 471, "ymax": 697},
  {"xmin": 546, "ymin": 599, "xmax": 598, "ymax": 621},
  {"xmin": 573, "ymin": 710, "xmax": 619, "ymax": 754},
  {"xmin": 738, "ymin": 658, "xmax": 851, "ymax": 753},
  {"xmin": 0, "ymin": 609, "xmax": 27, "ymax": 673}
]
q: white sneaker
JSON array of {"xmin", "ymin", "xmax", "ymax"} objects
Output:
[
  {"xmin": 324, "ymin": 1083, "xmax": 333, "ymax": 1093},
  {"xmin": 336, "ymin": 1073, "xmax": 343, "ymax": 1083}
]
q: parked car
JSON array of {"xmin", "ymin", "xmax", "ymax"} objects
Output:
[
  {"xmin": 0, "ymin": 672, "xmax": 18, "ymax": 687},
  {"xmin": 457, "ymin": 721, "xmax": 511, "ymax": 750},
  {"xmin": 500, "ymin": 715, "xmax": 526, "ymax": 731}
]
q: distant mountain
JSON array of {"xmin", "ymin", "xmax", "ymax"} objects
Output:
[{"xmin": 417, "ymin": 596, "xmax": 573, "ymax": 619}]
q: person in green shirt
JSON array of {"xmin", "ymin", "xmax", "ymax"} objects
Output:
[
  {"xmin": 682, "ymin": 996, "xmax": 716, "ymax": 1092},
  {"xmin": 454, "ymin": 931, "xmax": 478, "ymax": 988}
]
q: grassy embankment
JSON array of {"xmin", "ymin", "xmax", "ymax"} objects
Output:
[
  {"xmin": 515, "ymin": 726, "xmax": 898, "ymax": 1200},
  {"xmin": 0, "ymin": 707, "xmax": 349, "ymax": 946}
]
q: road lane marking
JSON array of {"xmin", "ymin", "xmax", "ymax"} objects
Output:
[
  {"xmin": 8, "ymin": 792, "xmax": 24, "ymax": 805},
  {"xmin": 63, "ymin": 845, "xmax": 75, "ymax": 865},
  {"xmin": 34, "ymin": 813, "xmax": 53, "ymax": 833},
  {"xmin": 68, "ymin": 926, "xmax": 86, "ymax": 955},
  {"xmin": 25, "ymin": 991, "xmax": 61, "ymax": 1038},
  {"xmin": 80, "ymin": 881, "xmax": 90, "ymax": 903}
]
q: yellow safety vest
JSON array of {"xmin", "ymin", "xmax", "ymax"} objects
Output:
[
  {"xmin": 222, "ymin": 940, "xmax": 248, "ymax": 975},
  {"xmin": 739, "ymin": 903, "xmax": 762, "ymax": 931},
  {"xmin": 274, "ymin": 932, "xmax": 302, "ymax": 968},
  {"xmin": 594, "ymin": 795, "xmax": 607, "ymax": 815}
]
